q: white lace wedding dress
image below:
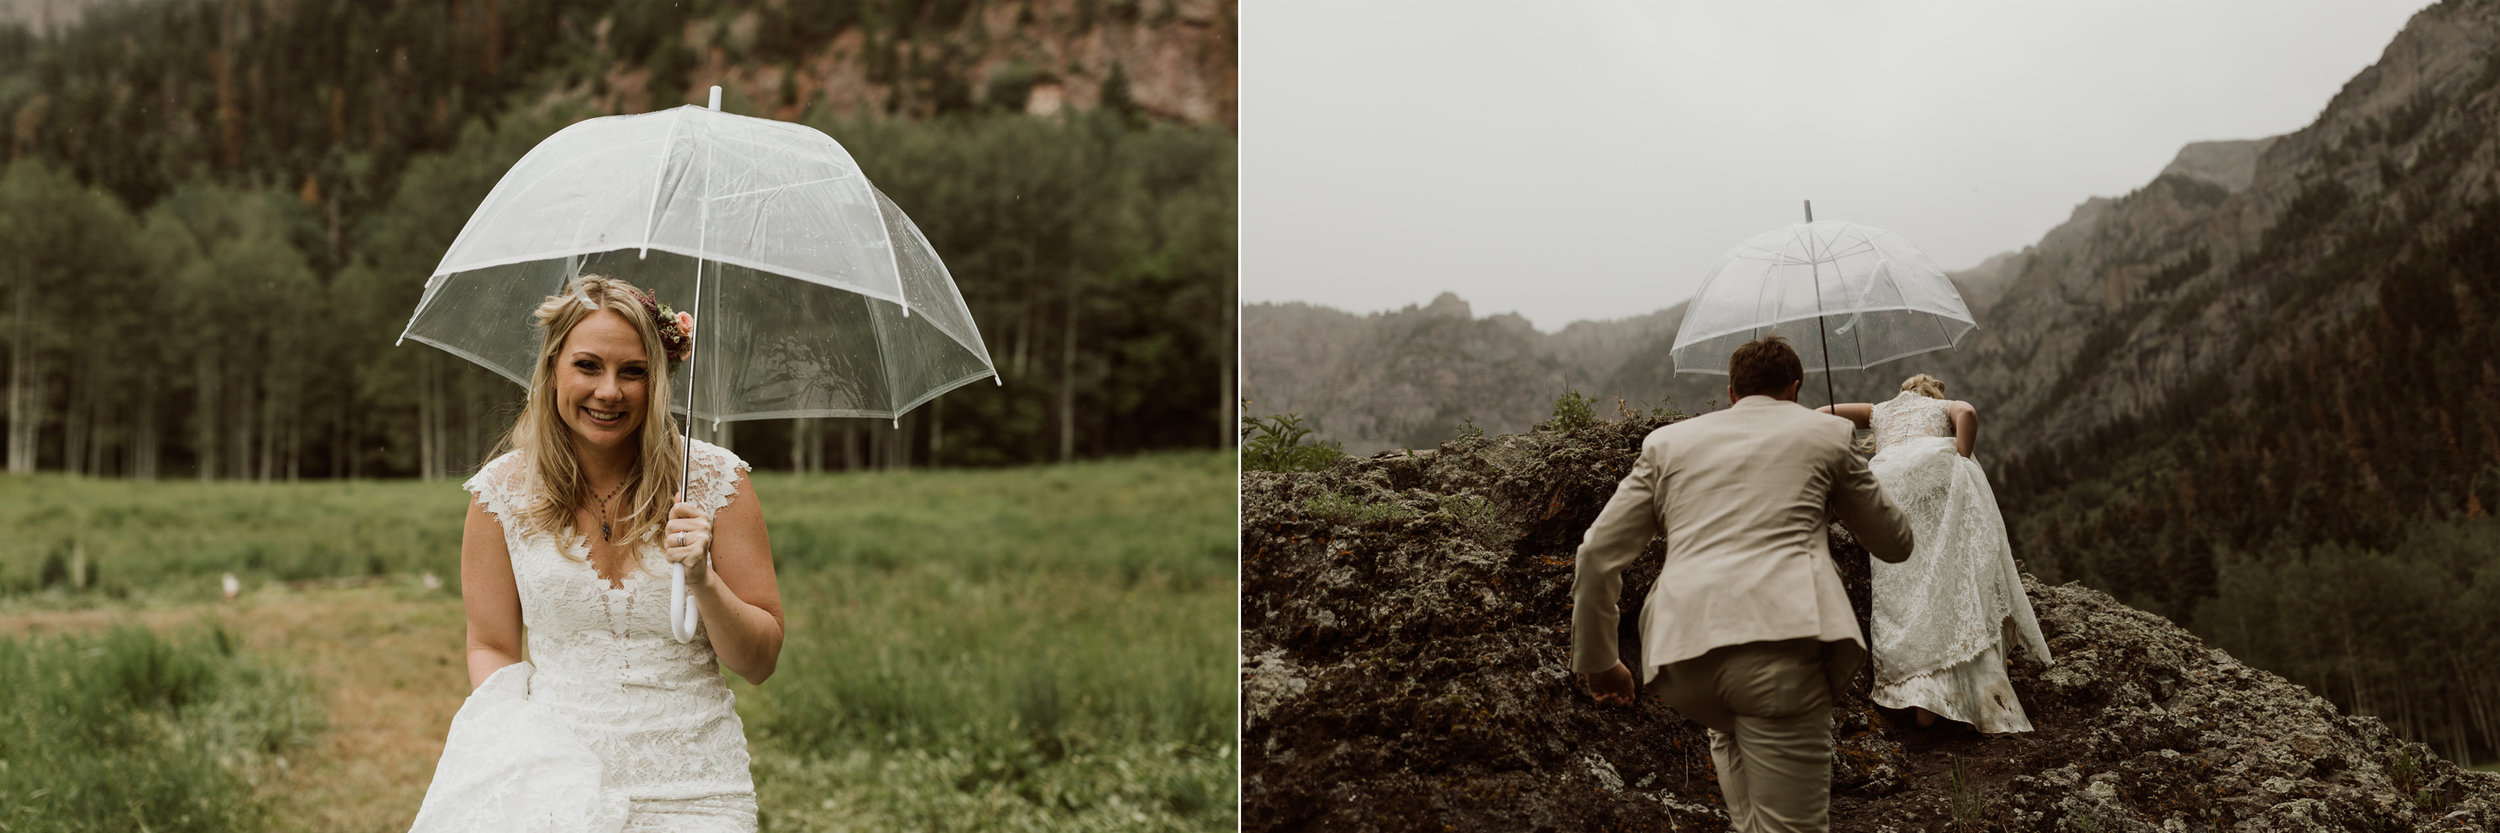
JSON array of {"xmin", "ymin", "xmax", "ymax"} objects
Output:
[
  {"xmin": 408, "ymin": 438, "xmax": 758, "ymax": 833},
  {"xmin": 1865, "ymin": 391, "xmax": 2052, "ymax": 734}
]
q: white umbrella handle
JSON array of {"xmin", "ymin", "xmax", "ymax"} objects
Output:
[{"xmin": 669, "ymin": 562, "xmax": 699, "ymax": 642}]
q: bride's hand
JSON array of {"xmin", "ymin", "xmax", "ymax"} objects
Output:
[{"xmin": 664, "ymin": 492, "xmax": 714, "ymax": 586}]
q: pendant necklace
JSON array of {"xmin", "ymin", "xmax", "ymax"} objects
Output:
[
  {"xmin": 592, "ymin": 478, "xmax": 634, "ymax": 643},
  {"xmin": 591, "ymin": 479, "xmax": 625, "ymax": 542}
]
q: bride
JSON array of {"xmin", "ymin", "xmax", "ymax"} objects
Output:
[
  {"xmin": 1823, "ymin": 374, "xmax": 2049, "ymax": 733},
  {"xmin": 411, "ymin": 276, "xmax": 783, "ymax": 832}
]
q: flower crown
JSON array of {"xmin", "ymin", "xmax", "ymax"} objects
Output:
[{"xmin": 635, "ymin": 289, "xmax": 696, "ymax": 363}]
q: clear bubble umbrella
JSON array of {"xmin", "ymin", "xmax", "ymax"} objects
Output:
[
  {"xmin": 398, "ymin": 88, "xmax": 997, "ymax": 641},
  {"xmin": 1670, "ymin": 203, "xmax": 1975, "ymax": 406}
]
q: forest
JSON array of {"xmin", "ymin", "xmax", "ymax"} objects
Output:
[
  {"xmin": 1990, "ymin": 169, "xmax": 2500, "ymax": 767},
  {"xmin": 0, "ymin": 0, "xmax": 1237, "ymax": 480}
]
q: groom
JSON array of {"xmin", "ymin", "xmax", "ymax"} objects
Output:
[{"xmin": 1569, "ymin": 334, "xmax": 1915, "ymax": 833}]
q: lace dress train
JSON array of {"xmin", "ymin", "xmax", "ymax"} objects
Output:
[{"xmin": 1864, "ymin": 393, "xmax": 2051, "ymax": 734}]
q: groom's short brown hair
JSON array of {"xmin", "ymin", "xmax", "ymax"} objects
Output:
[{"xmin": 1728, "ymin": 335, "xmax": 1804, "ymax": 398}]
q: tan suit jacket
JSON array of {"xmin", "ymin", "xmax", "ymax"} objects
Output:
[{"xmin": 1570, "ymin": 395, "xmax": 1916, "ymax": 695}]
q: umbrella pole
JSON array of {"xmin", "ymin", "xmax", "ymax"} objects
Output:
[
  {"xmin": 669, "ymin": 257, "xmax": 706, "ymax": 644},
  {"xmin": 1806, "ymin": 200, "xmax": 1836, "ymax": 408},
  {"xmin": 670, "ymin": 86, "xmax": 725, "ymax": 644}
]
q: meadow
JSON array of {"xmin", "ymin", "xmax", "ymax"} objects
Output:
[{"xmin": 0, "ymin": 451, "xmax": 1238, "ymax": 832}]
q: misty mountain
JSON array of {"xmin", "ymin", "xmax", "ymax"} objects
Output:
[
  {"xmin": 1241, "ymin": 295, "xmax": 1721, "ymax": 455},
  {"xmin": 1242, "ymin": 0, "xmax": 2500, "ymax": 764}
]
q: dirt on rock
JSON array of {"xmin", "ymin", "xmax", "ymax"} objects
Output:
[{"xmin": 1240, "ymin": 415, "xmax": 2500, "ymax": 832}]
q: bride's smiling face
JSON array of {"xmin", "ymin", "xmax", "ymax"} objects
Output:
[{"xmin": 554, "ymin": 310, "xmax": 651, "ymax": 453}]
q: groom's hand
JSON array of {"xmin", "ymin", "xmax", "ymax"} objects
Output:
[{"xmin": 1584, "ymin": 661, "xmax": 1636, "ymax": 706}]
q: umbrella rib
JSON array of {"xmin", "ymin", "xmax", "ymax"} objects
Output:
[
  {"xmin": 431, "ymin": 245, "xmax": 909, "ymax": 307},
  {"xmin": 871, "ymin": 187, "xmax": 913, "ymax": 320},
  {"xmin": 1823, "ymin": 238, "xmax": 1877, "ymax": 261},
  {"xmin": 867, "ymin": 295, "xmax": 905, "ymax": 425},
  {"xmin": 704, "ymin": 175, "xmax": 848, "ymax": 203},
  {"xmin": 890, "ymin": 367, "xmax": 1002, "ymax": 417},
  {"xmin": 639, "ymin": 112, "xmax": 687, "ymax": 256},
  {"xmin": 738, "ymin": 189, "xmax": 780, "ymax": 253},
  {"xmin": 1682, "ymin": 304, "xmax": 1948, "ymax": 340},
  {"xmin": 898, "ymin": 209, "xmax": 998, "ymax": 366},
  {"xmin": 1749, "ymin": 254, "xmax": 1777, "ymax": 343},
  {"xmin": 394, "ymin": 274, "xmax": 447, "ymax": 346}
]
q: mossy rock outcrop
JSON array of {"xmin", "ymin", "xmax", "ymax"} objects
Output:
[{"xmin": 1241, "ymin": 416, "xmax": 2500, "ymax": 832}]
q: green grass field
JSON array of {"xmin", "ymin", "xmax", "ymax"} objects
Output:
[
  {"xmin": 0, "ymin": 625, "xmax": 323, "ymax": 832},
  {"xmin": 0, "ymin": 451, "xmax": 1238, "ymax": 832}
]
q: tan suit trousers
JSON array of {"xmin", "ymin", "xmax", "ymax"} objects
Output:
[{"xmin": 1647, "ymin": 638, "xmax": 1834, "ymax": 833}]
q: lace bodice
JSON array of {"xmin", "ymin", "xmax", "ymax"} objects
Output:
[
  {"xmin": 1870, "ymin": 391, "xmax": 1954, "ymax": 453},
  {"xmin": 459, "ymin": 438, "xmax": 757, "ymax": 815}
]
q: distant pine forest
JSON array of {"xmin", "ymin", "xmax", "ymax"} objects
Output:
[
  {"xmin": 0, "ymin": 0, "xmax": 1238, "ymax": 480},
  {"xmin": 1989, "ymin": 194, "xmax": 2500, "ymax": 768}
]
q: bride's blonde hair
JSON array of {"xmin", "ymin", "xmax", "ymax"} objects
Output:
[
  {"xmin": 496, "ymin": 275, "xmax": 685, "ymax": 550},
  {"xmin": 1901, "ymin": 373, "xmax": 1946, "ymax": 399}
]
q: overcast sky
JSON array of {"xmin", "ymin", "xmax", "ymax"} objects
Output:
[{"xmin": 1240, "ymin": 0, "xmax": 2434, "ymax": 332}]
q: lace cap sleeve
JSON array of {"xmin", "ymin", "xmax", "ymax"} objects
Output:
[
  {"xmin": 463, "ymin": 451, "xmax": 532, "ymax": 525},
  {"xmin": 685, "ymin": 439, "xmax": 751, "ymax": 516}
]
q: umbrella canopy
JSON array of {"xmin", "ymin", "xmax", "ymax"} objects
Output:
[
  {"xmin": 398, "ymin": 103, "xmax": 998, "ymax": 425},
  {"xmin": 1670, "ymin": 220, "xmax": 1974, "ymax": 377}
]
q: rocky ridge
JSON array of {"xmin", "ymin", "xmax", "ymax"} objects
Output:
[
  {"xmin": 1927, "ymin": 0, "xmax": 2500, "ymax": 467},
  {"xmin": 1241, "ymin": 417, "xmax": 2500, "ymax": 832},
  {"xmin": 1240, "ymin": 295, "xmax": 1722, "ymax": 455}
]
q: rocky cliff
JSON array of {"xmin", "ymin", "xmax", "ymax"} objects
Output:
[
  {"xmin": 1931, "ymin": 0, "xmax": 2500, "ymax": 472},
  {"xmin": 1241, "ymin": 418, "xmax": 2500, "ymax": 832},
  {"xmin": 1240, "ymin": 295, "xmax": 1730, "ymax": 455},
  {"xmin": 675, "ymin": 0, "xmax": 1236, "ymax": 128}
]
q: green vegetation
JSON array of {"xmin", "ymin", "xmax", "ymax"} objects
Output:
[
  {"xmin": 743, "ymin": 451, "xmax": 1236, "ymax": 829},
  {"xmin": 0, "ymin": 626, "xmax": 322, "ymax": 832},
  {"xmin": 1299, "ymin": 491, "xmax": 1418, "ymax": 525},
  {"xmin": 2188, "ymin": 520, "xmax": 2500, "ymax": 769},
  {"xmin": 1433, "ymin": 492, "xmax": 1507, "ymax": 549},
  {"xmin": 0, "ymin": 475, "xmax": 464, "ymax": 602},
  {"xmin": 2141, "ymin": 247, "xmax": 2214, "ymax": 297},
  {"xmin": 1545, "ymin": 388, "xmax": 1598, "ymax": 433},
  {"xmin": 0, "ymin": 1, "xmax": 1236, "ymax": 480},
  {"xmin": 0, "ymin": 452, "xmax": 1236, "ymax": 831},
  {"xmin": 2149, "ymin": 173, "xmax": 2231, "ymax": 210},
  {"xmin": 1948, "ymin": 755, "xmax": 1984, "ymax": 833},
  {"xmin": 2385, "ymin": 93, "xmax": 2441, "ymax": 147},
  {"xmin": 1241, "ymin": 408, "xmax": 1345, "ymax": 473},
  {"xmin": 2242, "ymin": 176, "xmax": 2356, "ymax": 274}
]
